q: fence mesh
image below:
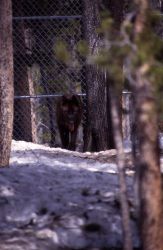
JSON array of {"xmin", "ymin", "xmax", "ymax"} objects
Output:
[
  {"xmin": 13, "ymin": 0, "xmax": 82, "ymax": 17},
  {"xmin": 12, "ymin": 0, "xmax": 85, "ymax": 148},
  {"xmin": 12, "ymin": 0, "xmax": 133, "ymax": 150}
]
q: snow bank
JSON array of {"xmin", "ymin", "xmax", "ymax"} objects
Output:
[{"xmin": 0, "ymin": 140, "xmax": 139, "ymax": 250}]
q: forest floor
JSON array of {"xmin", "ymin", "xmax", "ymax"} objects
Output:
[{"xmin": 0, "ymin": 140, "xmax": 146, "ymax": 250}]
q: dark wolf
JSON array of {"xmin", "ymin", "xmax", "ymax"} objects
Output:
[{"xmin": 56, "ymin": 94, "xmax": 83, "ymax": 151}]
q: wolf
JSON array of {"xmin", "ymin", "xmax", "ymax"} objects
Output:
[{"xmin": 56, "ymin": 94, "xmax": 83, "ymax": 150}]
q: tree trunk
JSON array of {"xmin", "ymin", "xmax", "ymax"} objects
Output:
[
  {"xmin": 82, "ymin": 0, "xmax": 108, "ymax": 152},
  {"xmin": 13, "ymin": 16, "xmax": 37, "ymax": 142},
  {"xmin": 106, "ymin": 83, "xmax": 115, "ymax": 148},
  {"xmin": 133, "ymin": 1, "xmax": 163, "ymax": 249},
  {"xmin": 0, "ymin": 0, "xmax": 14, "ymax": 167},
  {"xmin": 109, "ymin": 82, "xmax": 133, "ymax": 250},
  {"xmin": 135, "ymin": 88, "xmax": 163, "ymax": 250},
  {"xmin": 105, "ymin": 0, "xmax": 125, "ymax": 149}
]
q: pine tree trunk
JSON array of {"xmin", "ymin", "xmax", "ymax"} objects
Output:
[
  {"xmin": 82, "ymin": 0, "xmax": 108, "ymax": 152},
  {"xmin": 106, "ymin": 0, "xmax": 125, "ymax": 148},
  {"xmin": 13, "ymin": 11, "xmax": 37, "ymax": 142},
  {"xmin": 135, "ymin": 86, "xmax": 163, "ymax": 250},
  {"xmin": 0, "ymin": 0, "xmax": 14, "ymax": 167},
  {"xmin": 109, "ymin": 83, "xmax": 133, "ymax": 250},
  {"xmin": 133, "ymin": 1, "xmax": 163, "ymax": 249}
]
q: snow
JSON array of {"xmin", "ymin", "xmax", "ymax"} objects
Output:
[{"xmin": 0, "ymin": 140, "xmax": 139, "ymax": 249}]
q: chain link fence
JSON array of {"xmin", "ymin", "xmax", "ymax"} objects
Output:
[
  {"xmin": 12, "ymin": 0, "xmax": 134, "ymax": 150},
  {"xmin": 12, "ymin": 0, "xmax": 85, "ymax": 149}
]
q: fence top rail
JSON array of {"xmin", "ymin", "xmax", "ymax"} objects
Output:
[
  {"xmin": 14, "ymin": 93, "xmax": 86, "ymax": 99},
  {"xmin": 13, "ymin": 11, "xmax": 162, "ymax": 21},
  {"xmin": 14, "ymin": 92, "xmax": 131, "ymax": 99},
  {"xmin": 13, "ymin": 15, "xmax": 82, "ymax": 21}
]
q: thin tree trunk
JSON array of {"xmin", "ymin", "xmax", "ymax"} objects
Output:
[
  {"xmin": 106, "ymin": 83, "xmax": 115, "ymax": 148},
  {"xmin": 109, "ymin": 83, "xmax": 133, "ymax": 250},
  {"xmin": 0, "ymin": 0, "xmax": 14, "ymax": 167},
  {"xmin": 106, "ymin": 0, "xmax": 125, "ymax": 149}
]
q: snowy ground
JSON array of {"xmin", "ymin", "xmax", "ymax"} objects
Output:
[{"xmin": 0, "ymin": 140, "xmax": 140, "ymax": 250}]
